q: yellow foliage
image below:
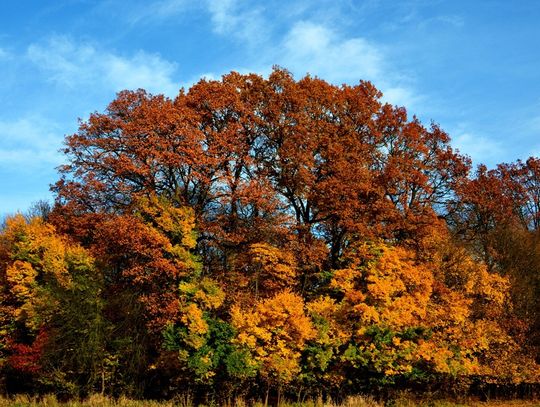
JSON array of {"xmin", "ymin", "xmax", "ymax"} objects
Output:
[
  {"xmin": 179, "ymin": 277, "xmax": 225, "ymax": 310},
  {"xmin": 1, "ymin": 215, "xmax": 76, "ymax": 288},
  {"xmin": 180, "ymin": 303, "xmax": 208, "ymax": 349},
  {"xmin": 332, "ymin": 243, "xmax": 433, "ymax": 331},
  {"xmin": 233, "ymin": 243, "xmax": 298, "ymax": 298},
  {"xmin": 0, "ymin": 214, "xmax": 97, "ymax": 333},
  {"xmin": 323, "ymin": 239, "xmax": 527, "ymax": 379},
  {"xmin": 135, "ymin": 194, "xmax": 197, "ymax": 250},
  {"xmin": 6, "ymin": 261, "xmax": 37, "ymax": 301},
  {"xmin": 135, "ymin": 194, "xmax": 199, "ymax": 272},
  {"xmin": 231, "ymin": 290, "xmax": 315, "ymax": 384}
]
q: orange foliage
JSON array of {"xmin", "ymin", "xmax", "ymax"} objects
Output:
[
  {"xmin": 4, "ymin": 68, "xmax": 531, "ymax": 397},
  {"xmin": 88, "ymin": 196, "xmax": 199, "ymax": 332},
  {"xmin": 231, "ymin": 290, "xmax": 315, "ymax": 384}
]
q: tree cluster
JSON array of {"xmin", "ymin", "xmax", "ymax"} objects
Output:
[{"xmin": 1, "ymin": 68, "xmax": 539, "ymax": 402}]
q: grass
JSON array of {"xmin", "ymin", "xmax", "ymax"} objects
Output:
[{"xmin": 0, "ymin": 394, "xmax": 538, "ymax": 407}]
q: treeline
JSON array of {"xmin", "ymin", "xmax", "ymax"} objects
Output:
[{"xmin": 1, "ymin": 68, "xmax": 539, "ymax": 403}]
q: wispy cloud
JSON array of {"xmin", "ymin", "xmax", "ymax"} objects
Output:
[
  {"xmin": 173, "ymin": 16, "xmax": 420, "ymax": 109},
  {"xmin": 119, "ymin": 0, "xmax": 191, "ymax": 24},
  {"xmin": 100, "ymin": 1, "xmax": 419, "ymax": 108},
  {"xmin": 27, "ymin": 36, "xmax": 180, "ymax": 96},
  {"xmin": 276, "ymin": 21, "xmax": 419, "ymax": 108},
  {"xmin": 0, "ymin": 116, "xmax": 64, "ymax": 171},
  {"xmin": 115, "ymin": 0, "xmax": 269, "ymax": 45},
  {"xmin": 141, "ymin": 0, "xmax": 188, "ymax": 19},
  {"xmin": 206, "ymin": 0, "xmax": 268, "ymax": 45},
  {"xmin": 0, "ymin": 116, "xmax": 60, "ymax": 215},
  {"xmin": 452, "ymin": 131, "xmax": 504, "ymax": 167},
  {"xmin": 435, "ymin": 14, "xmax": 465, "ymax": 28},
  {"xmin": 281, "ymin": 21, "xmax": 382, "ymax": 82}
]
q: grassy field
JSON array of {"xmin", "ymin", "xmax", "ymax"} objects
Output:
[{"xmin": 0, "ymin": 394, "xmax": 539, "ymax": 407}]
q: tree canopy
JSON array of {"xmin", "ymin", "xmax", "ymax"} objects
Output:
[{"xmin": 1, "ymin": 68, "xmax": 538, "ymax": 402}]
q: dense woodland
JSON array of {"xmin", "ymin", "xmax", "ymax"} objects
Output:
[{"xmin": 1, "ymin": 68, "xmax": 539, "ymax": 403}]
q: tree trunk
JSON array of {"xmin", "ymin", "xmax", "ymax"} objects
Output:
[{"xmin": 264, "ymin": 386, "xmax": 270, "ymax": 407}]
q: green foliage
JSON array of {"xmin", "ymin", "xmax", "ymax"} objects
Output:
[{"xmin": 163, "ymin": 316, "xmax": 256, "ymax": 384}]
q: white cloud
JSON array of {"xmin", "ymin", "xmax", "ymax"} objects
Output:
[
  {"xmin": 381, "ymin": 86, "xmax": 422, "ymax": 109},
  {"xmin": 145, "ymin": 0, "xmax": 188, "ymax": 18},
  {"xmin": 122, "ymin": 0, "xmax": 190, "ymax": 24},
  {"xmin": 120, "ymin": 0, "xmax": 268, "ymax": 45},
  {"xmin": 281, "ymin": 21, "xmax": 382, "ymax": 82},
  {"xmin": 174, "ymin": 19, "xmax": 420, "ymax": 109},
  {"xmin": 0, "ymin": 116, "xmax": 64, "ymax": 171},
  {"xmin": 276, "ymin": 21, "xmax": 419, "ymax": 108},
  {"xmin": 207, "ymin": 0, "xmax": 239, "ymax": 34},
  {"xmin": 452, "ymin": 132, "xmax": 504, "ymax": 167},
  {"xmin": 206, "ymin": 0, "xmax": 268, "ymax": 45},
  {"xmin": 27, "ymin": 36, "xmax": 180, "ymax": 97},
  {"xmin": 104, "ymin": 2, "xmax": 419, "ymax": 109},
  {"xmin": 436, "ymin": 15, "xmax": 465, "ymax": 28}
]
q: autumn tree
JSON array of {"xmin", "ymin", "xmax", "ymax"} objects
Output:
[
  {"xmin": 0, "ymin": 215, "xmax": 108, "ymax": 395},
  {"xmin": 231, "ymin": 290, "xmax": 315, "ymax": 403},
  {"xmin": 450, "ymin": 159, "xmax": 540, "ymax": 363},
  {"xmin": 54, "ymin": 68, "xmax": 469, "ymax": 284},
  {"xmin": 3, "ymin": 67, "xmax": 531, "ymax": 400}
]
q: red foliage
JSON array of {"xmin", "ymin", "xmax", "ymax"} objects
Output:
[{"xmin": 8, "ymin": 329, "xmax": 48, "ymax": 375}]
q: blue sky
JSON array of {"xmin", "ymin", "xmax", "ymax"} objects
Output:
[{"xmin": 1, "ymin": 0, "xmax": 539, "ymax": 216}]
